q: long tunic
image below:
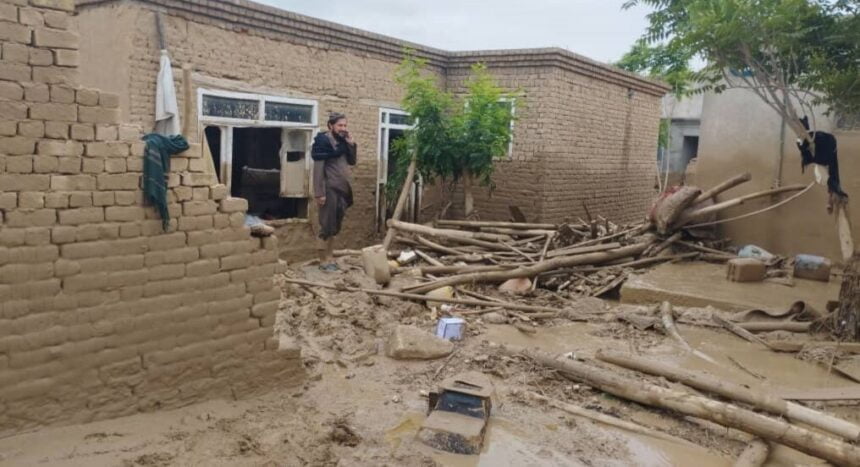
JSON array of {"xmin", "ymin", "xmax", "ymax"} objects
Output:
[{"xmin": 312, "ymin": 132, "xmax": 357, "ymax": 239}]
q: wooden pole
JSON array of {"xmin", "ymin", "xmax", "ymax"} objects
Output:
[
  {"xmin": 282, "ymin": 277, "xmax": 560, "ymax": 313},
  {"xmin": 660, "ymin": 302, "xmax": 718, "ymax": 364},
  {"xmin": 499, "ymin": 345, "xmax": 860, "ymax": 466},
  {"xmin": 694, "ymin": 172, "xmax": 752, "ymax": 204},
  {"xmin": 597, "ymin": 349, "xmax": 860, "ymax": 441},
  {"xmin": 436, "ymin": 220, "xmax": 557, "ymax": 230},
  {"xmin": 675, "ymin": 184, "xmax": 807, "ymax": 227},
  {"xmin": 733, "ymin": 440, "xmax": 769, "ymax": 467},
  {"xmin": 407, "ymin": 241, "xmax": 653, "ymax": 295},
  {"xmin": 525, "ymin": 391, "xmax": 695, "ymax": 446},
  {"xmin": 545, "ymin": 242, "xmax": 622, "ymax": 259},
  {"xmin": 382, "ymin": 158, "xmax": 417, "ymax": 251}
]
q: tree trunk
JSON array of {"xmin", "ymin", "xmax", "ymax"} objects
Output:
[
  {"xmin": 835, "ymin": 252, "xmax": 860, "ymax": 341},
  {"xmin": 463, "ymin": 170, "xmax": 474, "ymax": 218}
]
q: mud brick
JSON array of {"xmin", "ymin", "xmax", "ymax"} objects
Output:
[
  {"xmin": 97, "ymin": 174, "xmax": 140, "ymax": 190},
  {"xmin": 30, "ymin": 102, "xmax": 76, "ymax": 122},
  {"xmin": 183, "ymin": 200, "xmax": 217, "ymax": 216},
  {"xmin": 210, "ymin": 184, "xmax": 229, "ymax": 201},
  {"xmin": 44, "ymin": 121, "xmax": 68, "ymax": 139},
  {"xmin": 44, "ymin": 192, "xmax": 68, "ymax": 208},
  {"xmin": 0, "ymin": 174, "xmax": 49, "ymax": 191},
  {"xmin": 5, "ymin": 209, "xmax": 56, "ymax": 227},
  {"xmin": 18, "ymin": 120, "xmax": 44, "ymax": 138},
  {"xmin": 58, "ymin": 207, "xmax": 103, "ymax": 225},
  {"xmin": 70, "ymin": 124, "xmax": 95, "ymax": 141},
  {"xmin": 32, "ymin": 155, "xmax": 58, "ymax": 173},
  {"xmin": 105, "ymin": 206, "xmax": 145, "ymax": 222},
  {"xmin": 18, "ymin": 8, "xmax": 44, "ymax": 26},
  {"xmin": 104, "ymin": 158, "xmax": 126, "ymax": 173},
  {"xmin": 30, "ymin": 0, "xmax": 75, "ymax": 11},
  {"xmin": 219, "ymin": 198, "xmax": 248, "ymax": 213},
  {"xmin": 81, "ymin": 158, "xmax": 103, "ymax": 173},
  {"xmin": 18, "ymin": 192, "xmax": 44, "ymax": 209},
  {"xmin": 78, "ymin": 106, "xmax": 119, "ymax": 124},
  {"xmin": 50, "ymin": 175, "xmax": 95, "ymax": 191},
  {"xmin": 0, "ymin": 21, "xmax": 30, "ymax": 43},
  {"xmin": 86, "ymin": 142, "xmax": 129, "ymax": 157},
  {"xmin": 29, "ymin": 48, "xmax": 53, "ymax": 66},
  {"xmin": 68, "ymin": 192, "xmax": 92, "ymax": 207},
  {"xmin": 0, "ymin": 81, "xmax": 23, "ymax": 100},
  {"xmin": 32, "ymin": 27, "xmax": 78, "ymax": 49},
  {"xmin": 178, "ymin": 215, "xmax": 213, "ymax": 231},
  {"xmin": 0, "ymin": 101, "xmax": 27, "ymax": 120},
  {"xmin": 99, "ymin": 92, "xmax": 119, "ymax": 108},
  {"xmin": 0, "ymin": 3, "xmax": 17, "ymax": 22},
  {"xmin": 51, "ymin": 226, "xmax": 75, "ymax": 244},
  {"xmin": 0, "ymin": 193, "xmax": 17, "ymax": 210},
  {"xmin": 37, "ymin": 140, "xmax": 83, "ymax": 156},
  {"xmin": 92, "ymin": 191, "xmax": 115, "ymax": 207},
  {"xmin": 53, "ymin": 48, "xmax": 78, "ymax": 67},
  {"xmin": 43, "ymin": 11, "xmax": 69, "ymax": 29},
  {"xmin": 49, "ymin": 85, "xmax": 75, "ymax": 104},
  {"xmin": 0, "ymin": 136, "xmax": 35, "ymax": 154}
]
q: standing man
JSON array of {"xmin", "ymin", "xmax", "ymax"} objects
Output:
[{"xmin": 312, "ymin": 112, "xmax": 357, "ymax": 271}]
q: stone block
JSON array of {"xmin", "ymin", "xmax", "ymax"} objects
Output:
[
  {"xmin": 385, "ymin": 325, "xmax": 454, "ymax": 360},
  {"xmin": 0, "ymin": 21, "xmax": 31, "ymax": 44},
  {"xmin": 70, "ymin": 124, "xmax": 94, "ymax": 141},
  {"xmin": 50, "ymin": 175, "xmax": 95, "ymax": 191},
  {"xmin": 32, "ymin": 27, "xmax": 78, "ymax": 49},
  {"xmin": 49, "ymin": 85, "xmax": 75, "ymax": 104},
  {"xmin": 17, "ymin": 121, "xmax": 44, "ymax": 138},
  {"xmin": 30, "ymin": 102, "xmax": 76, "ymax": 122},
  {"xmin": 0, "ymin": 81, "xmax": 23, "ymax": 100},
  {"xmin": 33, "ymin": 156, "xmax": 58, "ymax": 173},
  {"xmin": 30, "ymin": 0, "xmax": 75, "ymax": 11},
  {"xmin": 79, "ymin": 106, "xmax": 119, "ymax": 124},
  {"xmin": 44, "ymin": 121, "xmax": 68, "ymax": 139},
  {"xmin": 58, "ymin": 207, "xmax": 103, "ymax": 226},
  {"xmin": 53, "ymin": 49, "xmax": 77, "ymax": 67},
  {"xmin": 96, "ymin": 174, "xmax": 139, "ymax": 190}
]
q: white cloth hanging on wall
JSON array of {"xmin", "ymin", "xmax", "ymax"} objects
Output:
[{"xmin": 155, "ymin": 50, "xmax": 181, "ymax": 135}]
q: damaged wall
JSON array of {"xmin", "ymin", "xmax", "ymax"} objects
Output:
[
  {"xmin": 75, "ymin": 0, "xmax": 667, "ymax": 258},
  {"xmin": 696, "ymin": 88, "xmax": 860, "ymax": 260},
  {"xmin": 0, "ymin": 0, "xmax": 302, "ymax": 437}
]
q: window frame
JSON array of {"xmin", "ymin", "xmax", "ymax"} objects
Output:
[{"xmin": 198, "ymin": 88, "xmax": 319, "ymax": 128}]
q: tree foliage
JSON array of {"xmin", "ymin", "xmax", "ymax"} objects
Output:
[
  {"xmin": 624, "ymin": 0, "xmax": 860, "ymax": 138},
  {"xmin": 387, "ymin": 55, "xmax": 519, "ymax": 209},
  {"xmin": 616, "ymin": 40, "xmax": 694, "ymax": 96}
]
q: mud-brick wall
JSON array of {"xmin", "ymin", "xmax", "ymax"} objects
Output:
[
  {"xmin": 75, "ymin": 2, "xmax": 449, "ymax": 254},
  {"xmin": 540, "ymin": 67, "xmax": 661, "ymax": 224},
  {"xmin": 0, "ymin": 0, "xmax": 302, "ymax": 437},
  {"xmin": 445, "ymin": 57, "xmax": 662, "ymax": 224},
  {"xmin": 444, "ymin": 63, "xmax": 555, "ymax": 221}
]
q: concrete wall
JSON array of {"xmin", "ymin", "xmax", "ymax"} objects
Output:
[
  {"xmin": 696, "ymin": 87, "xmax": 860, "ymax": 259},
  {"xmin": 0, "ymin": 0, "xmax": 302, "ymax": 437}
]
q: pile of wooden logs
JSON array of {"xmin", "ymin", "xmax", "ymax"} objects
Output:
[{"xmin": 383, "ymin": 173, "xmax": 811, "ymax": 297}]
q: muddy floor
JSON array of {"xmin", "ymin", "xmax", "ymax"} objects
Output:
[{"xmin": 0, "ymin": 257, "xmax": 857, "ymax": 466}]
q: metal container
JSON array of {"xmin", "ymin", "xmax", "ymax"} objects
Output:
[{"xmin": 436, "ymin": 317, "xmax": 466, "ymax": 341}]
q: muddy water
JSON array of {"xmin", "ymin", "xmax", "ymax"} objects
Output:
[{"xmin": 474, "ymin": 323, "xmax": 857, "ymax": 467}]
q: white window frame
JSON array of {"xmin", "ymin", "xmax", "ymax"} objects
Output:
[
  {"xmin": 377, "ymin": 108, "xmax": 417, "ymax": 227},
  {"xmin": 197, "ymin": 88, "xmax": 318, "ymax": 128},
  {"xmin": 198, "ymin": 88, "xmax": 319, "ymax": 219}
]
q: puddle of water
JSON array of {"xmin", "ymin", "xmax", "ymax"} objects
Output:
[
  {"xmin": 387, "ymin": 413, "xmax": 580, "ymax": 467},
  {"xmin": 623, "ymin": 434, "xmax": 730, "ymax": 467},
  {"xmin": 482, "ymin": 323, "xmax": 603, "ymax": 356}
]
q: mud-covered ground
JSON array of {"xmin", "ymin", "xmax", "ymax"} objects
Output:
[{"xmin": 0, "ymin": 257, "xmax": 857, "ymax": 466}]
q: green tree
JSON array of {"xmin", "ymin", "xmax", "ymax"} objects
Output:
[
  {"xmin": 626, "ymin": 0, "xmax": 860, "ymax": 339},
  {"xmin": 388, "ymin": 56, "xmax": 519, "ymax": 218}
]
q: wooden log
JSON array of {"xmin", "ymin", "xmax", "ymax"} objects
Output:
[
  {"xmin": 695, "ymin": 172, "xmax": 752, "ymax": 204},
  {"xmin": 540, "ymin": 252, "xmax": 698, "ymax": 277},
  {"xmin": 712, "ymin": 314, "xmax": 774, "ymax": 349},
  {"xmin": 597, "ymin": 349, "xmax": 860, "ymax": 441},
  {"xmin": 436, "ymin": 220, "xmax": 557, "ymax": 230},
  {"xmin": 660, "ymin": 302, "xmax": 718, "ymax": 364},
  {"xmin": 390, "ymin": 220, "xmax": 512, "ymax": 251},
  {"xmin": 414, "ymin": 249, "xmax": 444, "ymax": 267},
  {"xmin": 500, "ymin": 345, "xmax": 860, "ymax": 466},
  {"xmin": 546, "ymin": 242, "xmax": 622, "ymax": 259},
  {"xmin": 645, "ymin": 232, "xmax": 682, "ymax": 257},
  {"xmin": 407, "ymin": 242, "xmax": 653, "ymax": 295},
  {"xmin": 282, "ymin": 278, "xmax": 560, "ymax": 314},
  {"xmin": 734, "ymin": 439, "xmax": 769, "ymax": 467},
  {"xmin": 767, "ymin": 340, "xmax": 860, "ymax": 353},
  {"xmin": 737, "ymin": 322, "xmax": 810, "ymax": 333},
  {"xmin": 525, "ymin": 391, "xmax": 695, "ymax": 446},
  {"xmin": 675, "ymin": 185, "xmax": 808, "ymax": 227},
  {"xmin": 531, "ymin": 234, "xmax": 554, "ymax": 291},
  {"xmin": 676, "ymin": 240, "xmax": 736, "ymax": 258},
  {"xmin": 390, "ymin": 219, "xmax": 512, "ymax": 242},
  {"xmin": 480, "ymin": 227, "xmax": 557, "ymax": 237},
  {"xmin": 382, "ymin": 158, "xmax": 416, "ymax": 251},
  {"xmin": 395, "ymin": 264, "xmax": 518, "ymax": 277},
  {"xmin": 415, "ymin": 236, "xmax": 468, "ymax": 256}
]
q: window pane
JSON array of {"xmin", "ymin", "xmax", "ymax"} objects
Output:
[
  {"xmin": 381, "ymin": 112, "xmax": 387, "ymax": 123},
  {"xmin": 388, "ymin": 113, "xmax": 413, "ymax": 125},
  {"xmin": 202, "ymin": 95, "xmax": 259, "ymax": 120},
  {"xmin": 265, "ymin": 101, "xmax": 313, "ymax": 123}
]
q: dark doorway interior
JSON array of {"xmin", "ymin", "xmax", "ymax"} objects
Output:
[
  {"xmin": 204, "ymin": 126, "xmax": 221, "ymax": 180},
  {"xmin": 232, "ymin": 127, "xmax": 307, "ymax": 219}
]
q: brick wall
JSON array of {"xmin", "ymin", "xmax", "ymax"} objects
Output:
[
  {"xmin": 0, "ymin": 0, "xmax": 302, "ymax": 436},
  {"xmin": 75, "ymin": 0, "xmax": 666, "ymax": 254},
  {"xmin": 445, "ymin": 62, "xmax": 661, "ymax": 224}
]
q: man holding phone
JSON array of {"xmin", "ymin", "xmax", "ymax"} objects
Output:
[{"xmin": 311, "ymin": 112, "xmax": 357, "ymax": 271}]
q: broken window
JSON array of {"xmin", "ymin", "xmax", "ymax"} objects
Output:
[{"xmin": 198, "ymin": 89, "xmax": 317, "ymax": 220}]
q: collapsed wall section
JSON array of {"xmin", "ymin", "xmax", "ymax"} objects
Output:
[{"xmin": 0, "ymin": 0, "xmax": 302, "ymax": 437}]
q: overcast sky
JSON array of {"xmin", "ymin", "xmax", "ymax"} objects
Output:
[{"xmin": 255, "ymin": 0, "xmax": 651, "ymax": 65}]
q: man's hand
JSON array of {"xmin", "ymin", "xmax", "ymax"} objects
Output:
[
  {"xmin": 343, "ymin": 130, "xmax": 354, "ymax": 145},
  {"xmin": 316, "ymin": 196, "xmax": 326, "ymax": 207}
]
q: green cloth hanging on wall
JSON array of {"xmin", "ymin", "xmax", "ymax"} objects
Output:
[{"xmin": 142, "ymin": 133, "xmax": 189, "ymax": 231}]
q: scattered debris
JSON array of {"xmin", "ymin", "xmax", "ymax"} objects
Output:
[{"xmin": 418, "ymin": 372, "xmax": 495, "ymax": 455}]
